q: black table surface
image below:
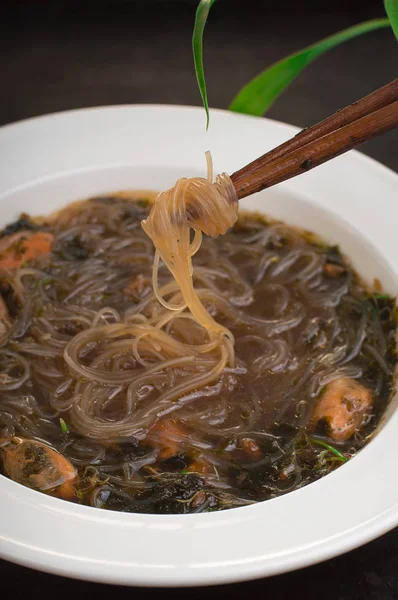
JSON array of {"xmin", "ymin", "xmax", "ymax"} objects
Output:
[{"xmin": 0, "ymin": 1, "xmax": 397, "ymax": 598}]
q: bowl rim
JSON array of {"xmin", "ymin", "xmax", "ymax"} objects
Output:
[{"xmin": 0, "ymin": 103, "xmax": 397, "ymax": 587}]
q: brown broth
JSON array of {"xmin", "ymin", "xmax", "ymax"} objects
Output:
[{"xmin": 0, "ymin": 195, "xmax": 395, "ymax": 513}]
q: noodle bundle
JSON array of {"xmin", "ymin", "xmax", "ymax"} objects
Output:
[{"xmin": 65, "ymin": 155, "xmax": 239, "ymax": 440}]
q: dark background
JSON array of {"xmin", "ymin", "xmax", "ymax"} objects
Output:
[
  {"xmin": 0, "ymin": 0, "xmax": 398, "ymax": 598},
  {"xmin": 0, "ymin": 0, "xmax": 397, "ymax": 170}
]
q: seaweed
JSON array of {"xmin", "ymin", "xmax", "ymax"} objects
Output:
[{"xmin": 0, "ymin": 214, "xmax": 40, "ymax": 238}]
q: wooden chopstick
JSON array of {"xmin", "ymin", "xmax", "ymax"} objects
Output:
[{"xmin": 230, "ymin": 80, "xmax": 398, "ymax": 200}]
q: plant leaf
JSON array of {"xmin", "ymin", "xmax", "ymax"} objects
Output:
[
  {"xmin": 229, "ymin": 18, "xmax": 390, "ymax": 116},
  {"xmin": 310, "ymin": 438, "xmax": 348, "ymax": 462},
  {"xmin": 192, "ymin": 0, "xmax": 217, "ymax": 129},
  {"xmin": 385, "ymin": 0, "xmax": 398, "ymax": 39},
  {"xmin": 60, "ymin": 418, "xmax": 69, "ymax": 434}
]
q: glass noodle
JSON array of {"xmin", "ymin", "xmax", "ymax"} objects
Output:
[
  {"xmin": 0, "ymin": 162, "xmax": 395, "ymax": 513},
  {"xmin": 64, "ymin": 153, "xmax": 239, "ymax": 440}
]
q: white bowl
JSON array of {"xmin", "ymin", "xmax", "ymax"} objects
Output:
[{"xmin": 0, "ymin": 105, "xmax": 397, "ymax": 587}]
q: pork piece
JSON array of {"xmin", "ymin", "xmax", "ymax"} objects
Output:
[
  {"xmin": 313, "ymin": 377, "xmax": 372, "ymax": 441},
  {"xmin": 0, "ymin": 231, "xmax": 54, "ymax": 269},
  {"xmin": 0, "ymin": 437, "xmax": 77, "ymax": 500}
]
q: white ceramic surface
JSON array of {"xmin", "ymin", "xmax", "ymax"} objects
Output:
[{"xmin": 0, "ymin": 105, "xmax": 397, "ymax": 587}]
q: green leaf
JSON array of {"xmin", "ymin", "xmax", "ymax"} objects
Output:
[
  {"xmin": 385, "ymin": 0, "xmax": 398, "ymax": 39},
  {"xmin": 310, "ymin": 438, "xmax": 348, "ymax": 462},
  {"xmin": 60, "ymin": 418, "xmax": 69, "ymax": 434},
  {"xmin": 229, "ymin": 18, "xmax": 391, "ymax": 116},
  {"xmin": 192, "ymin": 0, "xmax": 217, "ymax": 129}
]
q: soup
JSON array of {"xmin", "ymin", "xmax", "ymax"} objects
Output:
[{"xmin": 0, "ymin": 193, "xmax": 395, "ymax": 513}]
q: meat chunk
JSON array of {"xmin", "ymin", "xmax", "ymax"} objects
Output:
[
  {"xmin": 146, "ymin": 420, "xmax": 211, "ymax": 473},
  {"xmin": 146, "ymin": 419, "xmax": 187, "ymax": 460},
  {"xmin": 187, "ymin": 457, "xmax": 210, "ymax": 474},
  {"xmin": 0, "ymin": 231, "xmax": 54, "ymax": 269},
  {"xmin": 0, "ymin": 437, "xmax": 77, "ymax": 500},
  {"xmin": 312, "ymin": 377, "xmax": 372, "ymax": 441},
  {"xmin": 323, "ymin": 263, "xmax": 346, "ymax": 278},
  {"xmin": 240, "ymin": 437, "xmax": 262, "ymax": 459}
]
